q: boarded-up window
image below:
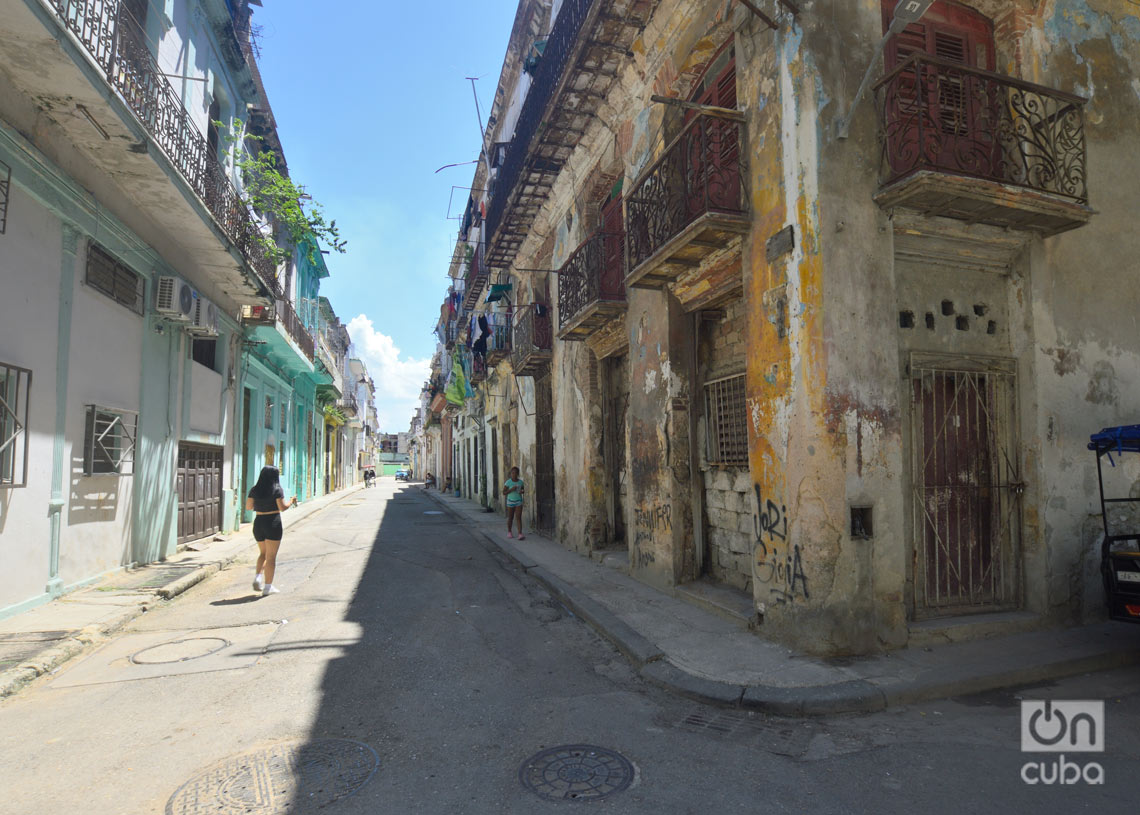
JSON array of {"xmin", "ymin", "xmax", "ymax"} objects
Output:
[{"xmin": 704, "ymin": 373, "xmax": 747, "ymax": 465}]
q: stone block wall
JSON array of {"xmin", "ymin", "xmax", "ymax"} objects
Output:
[
  {"xmin": 699, "ymin": 296, "xmax": 750, "ymax": 590},
  {"xmin": 703, "ymin": 468, "xmax": 753, "ymax": 591}
]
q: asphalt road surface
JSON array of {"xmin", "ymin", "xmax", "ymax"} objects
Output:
[{"xmin": 0, "ymin": 480, "xmax": 1137, "ymax": 813}]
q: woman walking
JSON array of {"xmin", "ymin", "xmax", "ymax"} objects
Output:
[
  {"xmin": 245, "ymin": 465, "xmax": 297, "ymax": 596},
  {"xmin": 503, "ymin": 466, "xmax": 525, "ymax": 540}
]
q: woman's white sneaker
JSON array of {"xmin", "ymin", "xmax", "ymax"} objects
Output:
[
  {"xmin": 253, "ymin": 574, "xmax": 265, "ymax": 591},
  {"xmin": 262, "ymin": 584, "xmax": 280, "ymax": 596}
]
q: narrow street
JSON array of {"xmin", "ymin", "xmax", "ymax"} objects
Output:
[{"xmin": 0, "ymin": 482, "xmax": 1136, "ymax": 813}]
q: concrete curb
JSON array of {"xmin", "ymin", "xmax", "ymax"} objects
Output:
[
  {"xmin": 0, "ymin": 485, "xmax": 366, "ymax": 700},
  {"xmin": 410, "ymin": 491, "xmax": 1140, "ymax": 717},
  {"xmin": 0, "ymin": 600, "xmax": 151, "ymax": 699},
  {"xmin": 526, "ymin": 566, "xmax": 664, "ymax": 668}
]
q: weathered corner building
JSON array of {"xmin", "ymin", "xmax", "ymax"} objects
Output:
[{"xmin": 430, "ymin": 0, "xmax": 1140, "ymax": 655}]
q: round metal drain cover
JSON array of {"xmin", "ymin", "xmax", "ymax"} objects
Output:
[
  {"xmin": 166, "ymin": 739, "xmax": 378, "ymax": 814},
  {"xmin": 131, "ymin": 637, "xmax": 230, "ymax": 665},
  {"xmin": 423, "ymin": 511, "xmax": 444, "ymax": 515},
  {"xmin": 519, "ymin": 744, "xmax": 634, "ymax": 802}
]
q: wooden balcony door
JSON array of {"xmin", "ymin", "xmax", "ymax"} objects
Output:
[
  {"xmin": 686, "ymin": 44, "xmax": 738, "ymax": 215},
  {"xmin": 882, "ymin": 0, "xmax": 997, "ymax": 178},
  {"xmin": 600, "ymin": 193, "xmax": 624, "ymax": 299}
]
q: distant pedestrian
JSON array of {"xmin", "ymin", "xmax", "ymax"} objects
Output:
[
  {"xmin": 503, "ymin": 466, "xmax": 525, "ymax": 540},
  {"xmin": 245, "ymin": 465, "xmax": 297, "ymax": 596}
]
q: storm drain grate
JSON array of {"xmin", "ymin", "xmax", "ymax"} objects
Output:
[
  {"xmin": 519, "ymin": 744, "xmax": 634, "ymax": 802},
  {"xmin": 679, "ymin": 709, "xmax": 770, "ymax": 735},
  {"xmin": 165, "ymin": 739, "xmax": 378, "ymax": 814}
]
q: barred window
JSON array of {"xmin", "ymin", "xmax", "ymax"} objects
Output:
[
  {"xmin": 86, "ymin": 243, "xmax": 144, "ymax": 314},
  {"xmin": 83, "ymin": 405, "xmax": 137, "ymax": 476},
  {"xmin": 265, "ymin": 396, "xmax": 273, "ymax": 430},
  {"xmin": 0, "ymin": 362, "xmax": 31, "ymax": 487},
  {"xmin": 280, "ymin": 401, "xmax": 287, "ymax": 433},
  {"xmin": 704, "ymin": 373, "xmax": 748, "ymax": 465}
]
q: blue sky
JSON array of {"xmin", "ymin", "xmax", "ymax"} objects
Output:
[{"xmin": 251, "ymin": 0, "xmax": 518, "ymax": 431}]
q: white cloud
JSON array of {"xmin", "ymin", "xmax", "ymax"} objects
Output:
[{"xmin": 346, "ymin": 314, "xmax": 431, "ymax": 432}]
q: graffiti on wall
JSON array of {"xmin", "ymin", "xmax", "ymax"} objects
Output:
[
  {"xmin": 752, "ymin": 484, "xmax": 809, "ymax": 604},
  {"xmin": 632, "ymin": 503, "xmax": 670, "ymax": 569}
]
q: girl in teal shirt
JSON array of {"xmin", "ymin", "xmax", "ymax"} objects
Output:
[{"xmin": 503, "ymin": 466, "xmax": 525, "ymax": 540}]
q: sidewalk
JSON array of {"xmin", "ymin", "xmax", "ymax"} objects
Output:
[
  {"xmin": 0, "ymin": 484, "xmax": 364, "ymax": 699},
  {"xmin": 424, "ymin": 488, "xmax": 1140, "ymax": 715}
]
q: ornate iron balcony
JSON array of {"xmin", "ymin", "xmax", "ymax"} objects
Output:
[
  {"xmin": 626, "ymin": 110, "xmax": 749, "ymax": 288},
  {"xmin": 557, "ymin": 227, "xmax": 626, "ymax": 341},
  {"xmin": 48, "ymin": 0, "xmax": 280, "ymax": 292},
  {"xmin": 874, "ymin": 54, "xmax": 1090, "ymax": 234},
  {"xmin": 511, "ymin": 305, "xmax": 553, "ymax": 377}
]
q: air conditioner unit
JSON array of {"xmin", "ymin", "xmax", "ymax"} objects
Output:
[
  {"xmin": 188, "ymin": 296, "xmax": 219, "ymax": 336},
  {"xmin": 155, "ymin": 276, "xmax": 195, "ymax": 321}
]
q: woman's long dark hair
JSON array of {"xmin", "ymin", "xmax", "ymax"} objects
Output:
[{"xmin": 249, "ymin": 465, "xmax": 283, "ymax": 500}]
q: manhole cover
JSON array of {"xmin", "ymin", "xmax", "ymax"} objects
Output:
[
  {"xmin": 166, "ymin": 739, "xmax": 378, "ymax": 814},
  {"xmin": 423, "ymin": 511, "xmax": 444, "ymax": 515},
  {"xmin": 519, "ymin": 744, "xmax": 634, "ymax": 802},
  {"xmin": 131, "ymin": 637, "xmax": 231, "ymax": 665}
]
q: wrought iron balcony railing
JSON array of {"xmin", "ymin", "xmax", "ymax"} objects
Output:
[
  {"xmin": 483, "ymin": 0, "xmax": 594, "ymax": 249},
  {"xmin": 48, "ymin": 0, "xmax": 279, "ymax": 293},
  {"xmin": 241, "ymin": 298, "xmax": 315, "ymax": 362},
  {"xmin": 874, "ymin": 54, "xmax": 1088, "ymax": 204},
  {"xmin": 511, "ymin": 305, "xmax": 553, "ymax": 377},
  {"xmin": 462, "ymin": 242, "xmax": 488, "ymax": 310},
  {"xmin": 557, "ymin": 227, "xmax": 625, "ymax": 340},
  {"xmin": 626, "ymin": 110, "xmax": 747, "ymax": 285}
]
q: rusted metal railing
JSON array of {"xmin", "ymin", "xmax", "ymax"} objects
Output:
[
  {"xmin": 48, "ymin": 0, "xmax": 280, "ymax": 292},
  {"xmin": 626, "ymin": 110, "xmax": 747, "ymax": 272},
  {"xmin": 557, "ymin": 227, "xmax": 625, "ymax": 332},
  {"xmin": 874, "ymin": 54, "xmax": 1088, "ymax": 203},
  {"xmin": 511, "ymin": 305, "xmax": 553, "ymax": 373}
]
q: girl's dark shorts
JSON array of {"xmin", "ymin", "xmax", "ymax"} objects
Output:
[{"xmin": 253, "ymin": 513, "xmax": 283, "ymax": 542}]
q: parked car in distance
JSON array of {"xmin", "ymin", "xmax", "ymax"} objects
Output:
[{"xmin": 395, "ymin": 469, "xmax": 410, "ymax": 481}]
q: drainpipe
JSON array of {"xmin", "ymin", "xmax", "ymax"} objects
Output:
[{"xmin": 46, "ymin": 225, "xmax": 80, "ymax": 597}]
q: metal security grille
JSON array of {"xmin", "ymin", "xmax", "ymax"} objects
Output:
[
  {"xmin": 0, "ymin": 362, "xmax": 31, "ymax": 487},
  {"xmin": 910, "ymin": 360, "xmax": 1020, "ymax": 617},
  {"xmin": 86, "ymin": 243, "xmax": 144, "ymax": 314},
  {"xmin": 83, "ymin": 404, "xmax": 137, "ymax": 476},
  {"xmin": 704, "ymin": 373, "xmax": 747, "ymax": 465}
]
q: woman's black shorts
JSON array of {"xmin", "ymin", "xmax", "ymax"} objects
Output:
[{"xmin": 252, "ymin": 513, "xmax": 283, "ymax": 542}]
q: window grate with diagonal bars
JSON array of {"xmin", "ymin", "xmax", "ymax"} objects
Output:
[
  {"xmin": 84, "ymin": 404, "xmax": 137, "ymax": 476},
  {"xmin": 0, "ymin": 362, "xmax": 32, "ymax": 487}
]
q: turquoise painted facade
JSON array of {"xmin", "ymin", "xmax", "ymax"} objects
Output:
[{"xmin": 237, "ymin": 238, "xmax": 332, "ymax": 523}]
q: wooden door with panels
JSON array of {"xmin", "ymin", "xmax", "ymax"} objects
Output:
[{"xmin": 882, "ymin": 0, "xmax": 998, "ymax": 180}]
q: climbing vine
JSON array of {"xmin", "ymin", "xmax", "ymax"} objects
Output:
[{"xmin": 218, "ymin": 120, "xmax": 346, "ymax": 265}]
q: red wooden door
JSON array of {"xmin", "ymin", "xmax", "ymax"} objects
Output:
[
  {"xmin": 600, "ymin": 193, "xmax": 624, "ymax": 299},
  {"xmin": 686, "ymin": 45, "xmax": 739, "ymax": 215},
  {"xmin": 882, "ymin": 1, "xmax": 997, "ymax": 179}
]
